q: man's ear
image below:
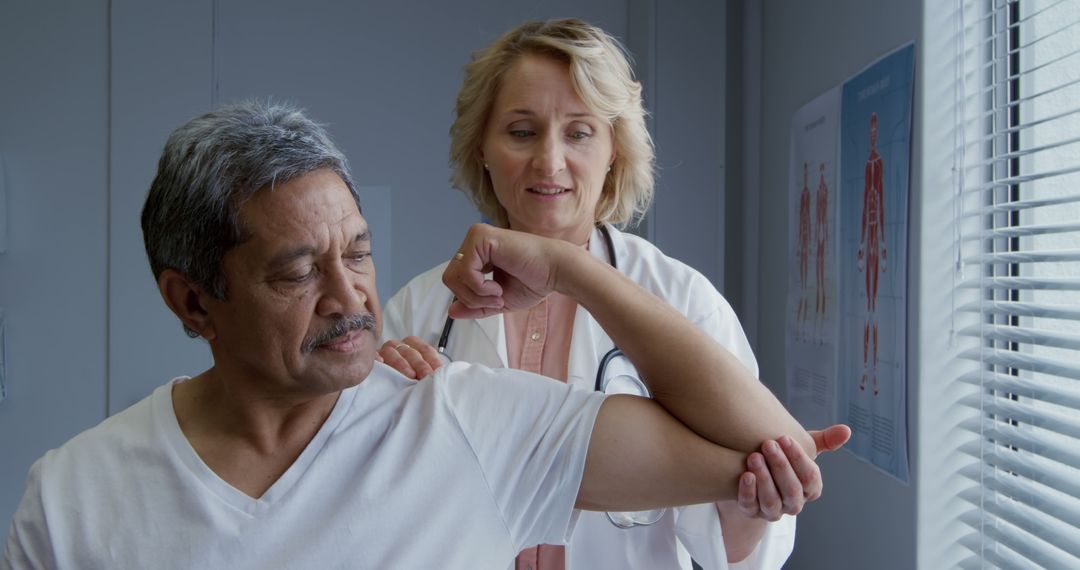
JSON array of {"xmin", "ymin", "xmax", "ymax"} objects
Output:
[{"xmin": 158, "ymin": 269, "xmax": 217, "ymax": 341}]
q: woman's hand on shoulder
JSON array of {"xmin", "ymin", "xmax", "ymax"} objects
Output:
[{"xmin": 376, "ymin": 336, "xmax": 444, "ymax": 380}]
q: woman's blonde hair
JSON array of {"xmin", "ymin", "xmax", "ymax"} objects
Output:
[{"xmin": 449, "ymin": 18, "xmax": 655, "ymax": 229}]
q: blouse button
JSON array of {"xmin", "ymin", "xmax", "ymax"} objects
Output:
[{"xmin": 531, "ymin": 331, "xmax": 542, "ymax": 341}]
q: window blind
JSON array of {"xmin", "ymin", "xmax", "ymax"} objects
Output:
[{"xmin": 956, "ymin": 0, "xmax": 1080, "ymax": 568}]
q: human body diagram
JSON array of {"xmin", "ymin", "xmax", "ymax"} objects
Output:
[
  {"xmin": 796, "ymin": 163, "xmax": 812, "ymax": 341},
  {"xmin": 815, "ymin": 163, "xmax": 829, "ymax": 340},
  {"xmin": 857, "ymin": 113, "xmax": 887, "ymax": 395},
  {"xmin": 795, "ymin": 161, "xmax": 833, "ymax": 344}
]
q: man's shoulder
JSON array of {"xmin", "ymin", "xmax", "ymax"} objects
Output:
[
  {"xmin": 433, "ymin": 361, "xmax": 597, "ymax": 415},
  {"xmin": 34, "ymin": 380, "xmax": 170, "ymax": 483}
]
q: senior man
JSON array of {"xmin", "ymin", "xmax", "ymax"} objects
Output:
[{"xmin": 3, "ymin": 102, "xmax": 847, "ymax": 569}]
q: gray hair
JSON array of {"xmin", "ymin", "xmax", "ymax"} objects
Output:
[{"xmin": 142, "ymin": 101, "xmax": 358, "ymax": 310}]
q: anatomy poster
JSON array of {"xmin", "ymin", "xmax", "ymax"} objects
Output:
[
  {"xmin": 837, "ymin": 43, "xmax": 914, "ymax": 483},
  {"xmin": 785, "ymin": 86, "xmax": 840, "ymax": 430}
]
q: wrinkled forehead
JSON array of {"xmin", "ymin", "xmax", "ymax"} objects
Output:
[{"xmin": 238, "ymin": 169, "xmax": 366, "ymax": 250}]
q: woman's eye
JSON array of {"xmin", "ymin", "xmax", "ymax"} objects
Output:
[
  {"xmin": 568, "ymin": 130, "xmax": 592, "ymax": 141},
  {"xmin": 509, "ymin": 129, "xmax": 534, "ymax": 138}
]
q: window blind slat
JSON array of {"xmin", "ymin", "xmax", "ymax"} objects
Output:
[
  {"xmin": 958, "ymin": 533, "xmax": 1046, "ymax": 570},
  {"xmin": 959, "ymin": 370, "xmax": 1080, "ymax": 409},
  {"xmin": 961, "ymin": 191, "xmax": 1080, "ymax": 216},
  {"xmin": 955, "ymin": 553, "xmax": 984, "ymax": 570},
  {"xmin": 961, "ymin": 161, "xmax": 1080, "ymax": 192},
  {"xmin": 958, "ymin": 537, "xmax": 1043, "ymax": 570},
  {"xmin": 958, "ymin": 394, "xmax": 1080, "ymax": 442},
  {"xmin": 964, "ymin": 105, "xmax": 1080, "ymax": 147},
  {"xmin": 965, "ymin": 0, "xmax": 1060, "ymax": 48},
  {"xmin": 960, "ymin": 417, "xmax": 1080, "ymax": 471},
  {"xmin": 963, "ymin": 220, "xmax": 1080, "ymax": 241},
  {"xmin": 967, "ymin": 0, "xmax": 1077, "ymax": 75},
  {"xmin": 963, "ymin": 552, "xmax": 989, "ymax": 570},
  {"xmin": 958, "ymin": 324, "xmax": 1080, "ymax": 351},
  {"xmin": 958, "ymin": 276, "xmax": 1080, "ymax": 291},
  {"xmin": 967, "ymin": 46, "xmax": 1080, "ymax": 127},
  {"xmin": 964, "ymin": 248, "xmax": 1080, "ymax": 264},
  {"xmin": 963, "ymin": 75, "xmax": 1080, "ymax": 141},
  {"xmin": 959, "ymin": 441, "xmax": 1080, "ymax": 505},
  {"xmin": 960, "ymin": 491, "xmax": 1080, "ymax": 564},
  {"xmin": 959, "ymin": 510, "xmax": 1075, "ymax": 569},
  {"xmin": 959, "ymin": 466, "xmax": 1080, "ymax": 535},
  {"xmin": 957, "ymin": 301, "xmax": 1080, "ymax": 323},
  {"xmin": 958, "ymin": 544, "xmax": 1041, "ymax": 570},
  {"xmin": 958, "ymin": 347, "xmax": 1080, "ymax": 381}
]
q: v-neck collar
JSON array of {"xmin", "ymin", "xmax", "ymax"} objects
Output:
[{"xmin": 154, "ymin": 377, "xmax": 359, "ymax": 516}]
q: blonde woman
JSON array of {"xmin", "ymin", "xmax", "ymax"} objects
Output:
[{"xmin": 380, "ymin": 19, "xmax": 844, "ymax": 570}]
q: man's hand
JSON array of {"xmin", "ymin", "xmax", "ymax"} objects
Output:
[
  {"xmin": 735, "ymin": 424, "xmax": 851, "ymax": 520},
  {"xmin": 442, "ymin": 224, "xmax": 575, "ymax": 319},
  {"xmin": 377, "ymin": 336, "xmax": 443, "ymax": 379}
]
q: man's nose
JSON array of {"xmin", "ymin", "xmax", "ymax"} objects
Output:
[{"xmin": 316, "ymin": 264, "xmax": 367, "ymax": 317}]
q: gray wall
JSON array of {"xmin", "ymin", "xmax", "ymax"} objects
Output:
[
  {"xmin": 0, "ymin": 0, "xmax": 731, "ymax": 541},
  {"xmin": 0, "ymin": 0, "xmax": 111, "ymax": 534},
  {"xmin": 649, "ymin": 0, "xmax": 727, "ymax": 287},
  {"xmin": 751, "ymin": 1, "xmax": 922, "ymax": 569}
]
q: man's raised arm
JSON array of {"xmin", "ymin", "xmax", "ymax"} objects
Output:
[{"xmin": 443, "ymin": 224, "xmax": 832, "ymax": 511}]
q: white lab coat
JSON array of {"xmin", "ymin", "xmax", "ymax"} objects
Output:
[{"xmin": 382, "ymin": 224, "xmax": 796, "ymax": 570}]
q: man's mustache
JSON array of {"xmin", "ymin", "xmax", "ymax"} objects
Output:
[{"xmin": 303, "ymin": 313, "xmax": 377, "ymax": 353}]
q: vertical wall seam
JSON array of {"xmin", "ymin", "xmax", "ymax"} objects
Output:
[
  {"xmin": 104, "ymin": 0, "xmax": 112, "ymax": 418},
  {"xmin": 211, "ymin": 0, "xmax": 218, "ymax": 107}
]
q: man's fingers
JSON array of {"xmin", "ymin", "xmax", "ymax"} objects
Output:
[
  {"xmin": 442, "ymin": 227, "xmax": 509, "ymax": 315},
  {"xmin": 443, "ymin": 271, "xmax": 504, "ymax": 314},
  {"xmin": 736, "ymin": 471, "xmax": 758, "ymax": 517},
  {"xmin": 448, "ymin": 301, "xmax": 504, "ymax": 320},
  {"xmin": 749, "ymin": 450, "xmax": 782, "ymax": 521},
  {"xmin": 762, "ymin": 439, "xmax": 804, "ymax": 516},
  {"xmin": 779, "ymin": 436, "xmax": 823, "ymax": 502}
]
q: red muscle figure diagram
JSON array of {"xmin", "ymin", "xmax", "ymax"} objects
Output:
[
  {"xmin": 858, "ymin": 113, "xmax": 887, "ymax": 395},
  {"xmin": 815, "ymin": 162, "xmax": 829, "ymax": 339},
  {"xmin": 797, "ymin": 162, "xmax": 812, "ymax": 341}
]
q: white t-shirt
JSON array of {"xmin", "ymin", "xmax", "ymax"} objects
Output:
[{"xmin": 2, "ymin": 363, "xmax": 604, "ymax": 570}]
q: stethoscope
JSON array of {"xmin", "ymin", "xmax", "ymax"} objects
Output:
[{"xmin": 436, "ymin": 224, "xmax": 665, "ymax": 529}]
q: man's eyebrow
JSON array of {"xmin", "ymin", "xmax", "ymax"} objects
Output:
[
  {"xmin": 267, "ymin": 247, "xmax": 315, "ymax": 270},
  {"xmin": 266, "ymin": 232, "xmax": 370, "ymax": 269}
]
